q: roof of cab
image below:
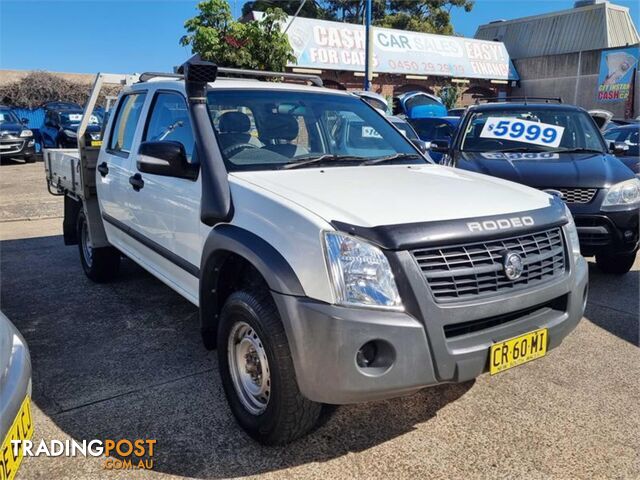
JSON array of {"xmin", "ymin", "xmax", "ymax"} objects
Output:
[
  {"xmin": 130, "ymin": 77, "xmax": 352, "ymax": 96},
  {"xmin": 469, "ymin": 102, "xmax": 583, "ymax": 112}
]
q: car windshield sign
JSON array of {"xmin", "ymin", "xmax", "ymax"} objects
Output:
[
  {"xmin": 461, "ymin": 108, "xmax": 606, "ymax": 154},
  {"xmin": 61, "ymin": 112, "xmax": 100, "ymax": 126}
]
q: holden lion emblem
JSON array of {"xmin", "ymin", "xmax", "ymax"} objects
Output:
[{"xmin": 502, "ymin": 252, "xmax": 524, "ymax": 280}]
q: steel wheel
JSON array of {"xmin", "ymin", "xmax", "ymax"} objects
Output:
[
  {"xmin": 81, "ymin": 218, "xmax": 93, "ymax": 267},
  {"xmin": 227, "ymin": 321, "xmax": 271, "ymax": 415}
]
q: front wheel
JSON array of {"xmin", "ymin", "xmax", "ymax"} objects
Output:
[
  {"xmin": 595, "ymin": 251, "xmax": 637, "ymax": 274},
  {"xmin": 77, "ymin": 210, "xmax": 120, "ymax": 282},
  {"xmin": 217, "ymin": 290, "xmax": 322, "ymax": 445},
  {"xmin": 24, "ymin": 155, "xmax": 36, "ymax": 164}
]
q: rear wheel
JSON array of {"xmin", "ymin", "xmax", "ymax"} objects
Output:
[
  {"xmin": 595, "ymin": 251, "xmax": 637, "ymax": 274},
  {"xmin": 217, "ymin": 289, "xmax": 322, "ymax": 445},
  {"xmin": 77, "ymin": 210, "xmax": 120, "ymax": 282}
]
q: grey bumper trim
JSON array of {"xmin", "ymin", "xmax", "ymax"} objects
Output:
[{"xmin": 274, "ymin": 255, "xmax": 588, "ymax": 405}]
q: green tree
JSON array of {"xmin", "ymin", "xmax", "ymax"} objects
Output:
[
  {"xmin": 439, "ymin": 84, "xmax": 461, "ymax": 109},
  {"xmin": 180, "ymin": 0, "xmax": 295, "ymax": 71},
  {"xmin": 240, "ymin": 0, "xmax": 474, "ymax": 35},
  {"xmin": 380, "ymin": 0, "xmax": 474, "ymax": 34},
  {"xmin": 241, "ymin": 0, "xmax": 329, "ymax": 19}
]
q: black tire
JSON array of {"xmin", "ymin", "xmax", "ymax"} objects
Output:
[
  {"xmin": 595, "ymin": 251, "xmax": 637, "ymax": 275},
  {"xmin": 24, "ymin": 155, "xmax": 36, "ymax": 164},
  {"xmin": 217, "ymin": 289, "xmax": 322, "ymax": 445},
  {"xmin": 77, "ymin": 210, "xmax": 120, "ymax": 282}
]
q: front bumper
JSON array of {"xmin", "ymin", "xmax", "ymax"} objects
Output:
[
  {"xmin": 0, "ymin": 314, "xmax": 32, "ymax": 441},
  {"xmin": 573, "ymin": 209, "xmax": 639, "ymax": 256},
  {"xmin": 0, "ymin": 137, "xmax": 35, "ymax": 158},
  {"xmin": 275, "ymin": 253, "xmax": 588, "ymax": 405}
]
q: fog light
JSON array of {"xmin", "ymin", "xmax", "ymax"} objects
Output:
[
  {"xmin": 355, "ymin": 340, "xmax": 395, "ymax": 375},
  {"xmin": 356, "ymin": 342, "xmax": 378, "ymax": 368},
  {"xmin": 624, "ymin": 230, "xmax": 634, "ymax": 240}
]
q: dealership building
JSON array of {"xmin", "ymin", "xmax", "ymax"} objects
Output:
[
  {"xmin": 250, "ymin": 12, "xmax": 519, "ymax": 104},
  {"xmin": 475, "ymin": 0, "xmax": 640, "ymax": 118}
]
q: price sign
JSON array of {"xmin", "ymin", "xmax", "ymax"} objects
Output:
[{"xmin": 480, "ymin": 117, "xmax": 565, "ymax": 148}]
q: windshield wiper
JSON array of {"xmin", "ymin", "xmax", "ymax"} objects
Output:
[
  {"xmin": 361, "ymin": 153, "xmax": 423, "ymax": 166},
  {"xmin": 281, "ymin": 154, "xmax": 367, "ymax": 170},
  {"xmin": 545, "ymin": 148, "xmax": 604, "ymax": 154}
]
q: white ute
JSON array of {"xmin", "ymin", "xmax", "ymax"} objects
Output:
[{"xmin": 44, "ymin": 56, "xmax": 588, "ymax": 444}]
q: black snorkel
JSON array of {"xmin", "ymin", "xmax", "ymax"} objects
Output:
[{"xmin": 178, "ymin": 55, "xmax": 232, "ymax": 226}]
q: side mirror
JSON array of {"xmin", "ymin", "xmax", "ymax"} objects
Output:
[
  {"xmin": 411, "ymin": 138, "xmax": 429, "ymax": 154},
  {"xmin": 429, "ymin": 139, "xmax": 450, "ymax": 153},
  {"xmin": 137, "ymin": 141, "xmax": 198, "ymax": 180},
  {"xmin": 21, "ymin": 118, "xmax": 29, "ymax": 125},
  {"xmin": 610, "ymin": 141, "xmax": 629, "ymax": 155}
]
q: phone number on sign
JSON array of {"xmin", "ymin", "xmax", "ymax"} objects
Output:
[{"xmin": 387, "ymin": 60, "xmax": 465, "ymax": 76}]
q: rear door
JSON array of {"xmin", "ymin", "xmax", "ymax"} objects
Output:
[{"xmin": 97, "ymin": 91, "xmax": 147, "ymax": 250}]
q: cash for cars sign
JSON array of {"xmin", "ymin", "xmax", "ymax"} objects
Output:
[
  {"xmin": 253, "ymin": 13, "xmax": 519, "ymax": 81},
  {"xmin": 597, "ymin": 47, "xmax": 639, "ymax": 102}
]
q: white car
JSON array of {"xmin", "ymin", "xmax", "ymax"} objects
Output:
[
  {"xmin": 0, "ymin": 311, "xmax": 33, "ymax": 478},
  {"xmin": 44, "ymin": 57, "xmax": 588, "ymax": 445}
]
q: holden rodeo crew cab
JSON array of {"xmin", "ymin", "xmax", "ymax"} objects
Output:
[{"xmin": 44, "ymin": 57, "xmax": 588, "ymax": 445}]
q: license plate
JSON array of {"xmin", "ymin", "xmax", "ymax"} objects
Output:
[
  {"xmin": 0, "ymin": 396, "xmax": 34, "ymax": 480},
  {"xmin": 90, "ymin": 140, "xmax": 102, "ymax": 147},
  {"xmin": 489, "ymin": 328, "xmax": 548, "ymax": 375}
]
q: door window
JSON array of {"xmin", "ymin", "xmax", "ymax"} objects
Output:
[
  {"xmin": 109, "ymin": 93, "xmax": 147, "ymax": 154},
  {"xmin": 144, "ymin": 92, "xmax": 195, "ymax": 161}
]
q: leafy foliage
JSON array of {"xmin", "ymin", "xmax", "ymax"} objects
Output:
[
  {"xmin": 181, "ymin": 0, "xmax": 296, "ymax": 71},
  {"xmin": 241, "ymin": 0, "xmax": 474, "ymax": 35},
  {"xmin": 0, "ymin": 71, "xmax": 120, "ymax": 109},
  {"xmin": 439, "ymin": 83, "xmax": 462, "ymax": 109}
]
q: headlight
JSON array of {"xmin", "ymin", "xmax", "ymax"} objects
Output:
[
  {"xmin": 324, "ymin": 232, "xmax": 402, "ymax": 310},
  {"xmin": 564, "ymin": 206, "xmax": 581, "ymax": 258},
  {"xmin": 602, "ymin": 178, "xmax": 640, "ymax": 211},
  {"xmin": 63, "ymin": 129, "xmax": 78, "ymax": 138},
  {"xmin": 19, "ymin": 129, "xmax": 33, "ymax": 137}
]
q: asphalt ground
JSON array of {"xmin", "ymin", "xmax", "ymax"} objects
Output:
[{"xmin": 0, "ymin": 159, "xmax": 638, "ymax": 480}]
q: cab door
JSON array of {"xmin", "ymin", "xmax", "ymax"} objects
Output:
[
  {"xmin": 96, "ymin": 91, "xmax": 147, "ymax": 252},
  {"xmin": 125, "ymin": 90, "xmax": 201, "ymax": 302}
]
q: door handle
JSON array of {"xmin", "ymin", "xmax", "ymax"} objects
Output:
[
  {"xmin": 129, "ymin": 173, "xmax": 144, "ymax": 191},
  {"xmin": 97, "ymin": 162, "xmax": 109, "ymax": 177}
]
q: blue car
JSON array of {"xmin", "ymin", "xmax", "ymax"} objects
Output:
[
  {"xmin": 393, "ymin": 92, "xmax": 447, "ymax": 119},
  {"xmin": 604, "ymin": 124, "xmax": 639, "ymax": 175}
]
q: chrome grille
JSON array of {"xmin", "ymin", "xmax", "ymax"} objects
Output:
[
  {"xmin": 544, "ymin": 188, "xmax": 597, "ymax": 204},
  {"xmin": 411, "ymin": 228, "xmax": 566, "ymax": 302},
  {"xmin": 0, "ymin": 140, "xmax": 24, "ymax": 154}
]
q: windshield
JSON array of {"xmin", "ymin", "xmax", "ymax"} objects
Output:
[
  {"xmin": 206, "ymin": 90, "xmax": 421, "ymax": 171},
  {"xmin": 460, "ymin": 108, "xmax": 606, "ymax": 153},
  {"xmin": 60, "ymin": 111, "xmax": 101, "ymax": 127},
  {"xmin": 0, "ymin": 110, "xmax": 19, "ymax": 124},
  {"xmin": 411, "ymin": 118, "xmax": 458, "ymax": 141}
]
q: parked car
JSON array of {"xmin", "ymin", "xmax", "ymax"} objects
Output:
[
  {"xmin": 44, "ymin": 58, "xmax": 587, "ymax": 444},
  {"xmin": 432, "ymin": 100, "xmax": 639, "ymax": 273},
  {"xmin": 0, "ymin": 311, "xmax": 33, "ymax": 478},
  {"xmin": 408, "ymin": 116, "xmax": 460, "ymax": 161},
  {"xmin": 387, "ymin": 115, "xmax": 429, "ymax": 154},
  {"xmin": 40, "ymin": 105, "xmax": 103, "ymax": 148},
  {"xmin": 353, "ymin": 90, "xmax": 389, "ymax": 115},
  {"xmin": 393, "ymin": 91, "xmax": 447, "ymax": 119},
  {"xmin": 447, "ymin": 107, "xmax": 467, "ymax": 118},
  {"xmin": 604, "ymin": 125, "xmax": 640, "ymax": 175},
  {"xmin": 0, "ymin": 105, "xmax": 36, "ymax": 163}
]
